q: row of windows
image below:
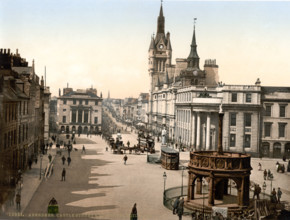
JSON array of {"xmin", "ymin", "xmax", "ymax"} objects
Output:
[
  {"xmin": 231, "ymin": 93, "xmax": 252, "ymax": 103},
  {"xmin": 63, "ymin": 99, "xmax": 99, "ymax": 106},
  {"xmin": 3, "ymin": 130, "xmax": 17, "ymax": 150},
  {"xmin": 230, "ymin": 113, "xmax": 252, "ymax": 127},
  {"xmin": 265, "ymin": 104, "xmax": 286, "ymax": 117},
  {"xmin": 229, "ymin": 134, "xmax": 251, "ymax": 148},
  {"xmin": 63, "ymin": 115, "xmax": 98, "ymax": 124},
  {"xmin": 264, "ymin": 123, "xmax": 286, "ymax": 138},
  {"xmin": 4, "ymin": 103, "xmax": 18, "ymax": 123},
  {"xmin": 2, "ymin": 123, "xmax": 29, "ymax": 151}
]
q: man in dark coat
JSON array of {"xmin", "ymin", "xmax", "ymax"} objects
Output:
[
  {"xmin": 67, "ymin": 157, "xmax": 71, "ymax": 166},
  {"xmin": 172, "ymin": 197, "xmax": 180, "ymax": 214},
  {"xmin": 177, "ymin": 197, "xmax": 184, "ymax": 220},
  {"xmin": 61, "ymin": 168, "xmax": 66, "ymax": 181},
  {"xmin": 15, "ymin": 193, "xmax": 21, "ymax": 211},
  {"xmin": 61, "ymin": 156, "xmax": 66, "ymax": 165}
]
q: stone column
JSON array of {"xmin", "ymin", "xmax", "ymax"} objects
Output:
[
  {"xmin": 88, "ymin": 110, "xmax": 90, "ymax": 124},
  {"xmin": 82, "ymin": 110, "xmax": 84, "ymax": 123},
  {"xmin": 70, "ymin": 110, "xmax": 72, "ymax": 123},
  {"xmin": 196, "ymin": 112, "xmax": 201, "ymax": 150},
  {"xmin": 191, "ymin": 112, "xmax": 196, "ymax": 149},
  {"xmin": 208, "ymin": 176, "xmax": 215, "ymax": 206},
  {"xmin": 206, "ymin": 113, "xmax": 211, "ymax": 150}
]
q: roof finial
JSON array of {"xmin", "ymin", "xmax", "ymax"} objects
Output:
[
  {"xmin": 153, "ymin": 32, "xmax": 155, "ymax": 38},
  {"xmin": 194, "ymin": 18, "xmax": 197, "ymax": 30},
  {"xmin": 161, "ymin": 0, "xmax": 163, "ymax": 5}
]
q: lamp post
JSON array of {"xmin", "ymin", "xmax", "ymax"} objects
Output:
[
  {"xmin": 39, "ymin": 154, "xmax": 43, "ymax": 180},
  {"xmin": 202, "ymin": 178, "xmax": 206, "ymax": 219},
  {"xmin": 181, "ymin": 166, "xmax": 185, "ymax": 196},
  {"xmin": 263, "ymin": 181, "xmax": 267, "ymax": 199},
  {"xmin": 163, "ymin": 172, "xmax": 167, "ymax": 204},
  {"xmin": 268, "ymin": 174, "xmax": 273, "ymax": 195}
]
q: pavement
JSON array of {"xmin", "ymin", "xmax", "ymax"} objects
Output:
[{"xmin": 0, "ymin": 147, "xmax": 56, "ymax": 218}]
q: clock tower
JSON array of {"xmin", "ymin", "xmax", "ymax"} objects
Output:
[{"xmin": 148, "ymin": 2, "xmax": 172, "ymax": 91}]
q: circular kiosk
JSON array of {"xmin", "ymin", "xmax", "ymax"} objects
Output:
[{"xmin": 185, "ymin": 110, "xmax": 253, "ymax": 216}]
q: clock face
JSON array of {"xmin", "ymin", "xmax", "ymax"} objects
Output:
[
  {"xmin": 159, "ymin": 44, "xmax": 164, "ymax": 49},
  {"xmin": 193, "ymin": 70, "xmax": 198, "ymax": 76}
]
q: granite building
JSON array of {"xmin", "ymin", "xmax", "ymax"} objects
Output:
[
  {"xmin": 0, "ymin": 49, "xmax": 49, "ymax": 203},
  {"xmin": 57, "ymin": 87, "xmax": 103, "ymax": 134}
]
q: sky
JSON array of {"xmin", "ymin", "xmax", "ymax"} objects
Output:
[{"xmin": 1, "ymin": 0, "xmax": 290, "ymax": 98}]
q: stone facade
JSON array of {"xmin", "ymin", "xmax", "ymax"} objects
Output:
[
  {"xmin": 57, "ymin": 88, "xmax": 102, "ymax": 134},
  {"xmin": 0, "ymin": 49, "xmax": 48, "ymax": 195},
  {"xmin": 260, "ymin": 87, "xmax": 290, "ymax": 158}
]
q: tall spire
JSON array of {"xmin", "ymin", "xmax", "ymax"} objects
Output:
[
  {"xmin": 187, "ymin": 18, "xmax": 200, "ymax": 69},
  {"xmin": 156, "ymin": 1, "xmax": 165, "ymax": 36}
]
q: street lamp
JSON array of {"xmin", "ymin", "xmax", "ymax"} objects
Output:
[
  {"xmin": 39, "ymin": 154, "xmax": 43, "ymax": 180},
  {"xmin": 163, "ymin": 172, "xmax": 167, "ymax": 193},
  {"xmin": 181, "ymin": 166, "xmax": 185, "ymax": 196},
  {"xmin": 202, "ymin": 178, "xmax": 206, "ymax": 219},
  {"xmin": 263, "ymin": 181, "xmax": 267, "ymax": 199},
  {"xmin": 268, "ymin": 174, "xmax": 274, "ymax": 195}
]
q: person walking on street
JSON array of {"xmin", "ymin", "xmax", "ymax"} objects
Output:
[
  {"xmin": 263, "ymin": 169, "xmax": 267, "ymax": 180},
  {"xmin": 82, "ymin": 145, "xmax": 86, "ymax": 154},
  {"xmin": 258, "ymin": 163, "xmax": 262, "ymax": 171},
  {"xmin": 15, "ymin": 193, "xmax": 21, "ymax": 211},
  {"xmin": 130, "ymin": 203, "xmax": 137, "ymax": 220},
  {"xmin": 61, "ymin": 168, "xmax": 66, "ymax": 181},
  {"xmin": 67, "ymin": 157, "xmax": 71, "ymax": 166},
  {"xmin": 177, "ymin": 197, "xmax": 184, "ymax": 220},
  {"xmin": 28, "ymin": 159, "xmax": 32, "ymax": 169},
  {"xmin": 173, "ymin": 196, "xmax": 180, "ymax": 215},
  {"xmin": 123, "ymin": 155, "xmax": 128, "ymax": 165},
  {"xmin": 277, "ymin": 187, "xmax": 282, "ymax": 203},
  {"xmin": 271, "ymin": 188, "xmax": 277, "ymax": 203},
  {"xmin": 61, "ymin": 155, "xmax": 66, "ymax": 165},
  {"xmin": 48, "ymin": 154, "xmax": 52, "ymax": 163}
]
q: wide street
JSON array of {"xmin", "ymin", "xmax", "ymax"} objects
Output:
[{"xmin": 3, "ymin": 128, "xmax": 288, "ymax": 220}]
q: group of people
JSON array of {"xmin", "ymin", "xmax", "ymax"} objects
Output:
[
  {"xmin": 271, "ymin": 187, "xmax": 283, "ymax": 204},
  {"xmin": 263, "ymin": 169, "xmax": 273, "ymax": 180},
  {"xmin": 172, "ymin": 197, "xmax": 185, "ymax": 220},
  {"xmin": 276, "ymin": 161, "xmax": 286, "ymax": 173}
]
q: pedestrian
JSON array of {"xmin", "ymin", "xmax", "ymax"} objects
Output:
[
  {"xmin": 191, "ymin": 212, "xmax": 196, "ymax": 220},
  {"xmin": 127, "ymin": 141, "xmax": 130, "ymax": 148},
  {"xmin": 288, "ymin": 160, "xmax": 290, "ymax": 172},
  {"xmin": 61, "ymin": 168, "xmax": 66, "ymax": 181},
  {"xmin": 67, "ymin": 157, "xmax": 71, "ymax": 166},
  {"xmin": 253, "ymin": 184, "xmax": 261, "ymax": 200},
  {"xmin": 130, "ymin": 203, "xmax": 137, "ymax": 220},
  {"xmin": 15, "ymin": 193, "xmax": 21, "ymax": 211},
  {"xmin": 82, "ymin": 145, "xmax": 86, "ymax": 154},
  {"xmin": 173, "ymin": 196, "xmax": 180, "ymax": 215},
  {"xmin": 123, "ymin": 154, "xmax": 128, "ymax": 165},
  {"xmin": 271, "ymin": 188, "xmax": 277, "ymax": 203},
  {"xmin": 177, "ymin": 197, "xmax": 184, "ymax": 220},
  {"xmin": 48, "ymin": 154, "xmax": 52, "ymax": 163},
  {"xmin": 28, "ymin": 158, "xmax": 32, "ymax": 169},
  {"xmin": 281, "ymin": 164, "xmax": 285, "ymax": 173},
  {"xmin": 267, "ymin": 169, "xmax": 271, "ymax": 180},
  {"xmin": 61, "ymin": 155, "xmax": 66, "ymax": 165},
  {"xmin": 258, "ymin": 163, "xmax": 262, "ymax": 171},
  {"xmin": 34, "ymin": 156, "xmax": 38, "ymax": 164},
  {"xmin": 263, "ymin": 169, "xmax": 267, "ymax": 180},
  {"xmin": 277, "ymin": 187, "xmax": 282, "ymax": 203},
  {"xmin": 276, "ymin": 162, "xmax": 280, "ymax": 172}
]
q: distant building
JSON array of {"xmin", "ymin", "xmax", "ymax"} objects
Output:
[
  {"xmin": 137, "ymin": 93, "xmax": 149, "ymax": 124},
  {"xmin": 49, "ymin": 96, "xmax": 58, "ymax": 134},
  {"xmin": 57, "ymin": 88, "xmax": 103, "ymax": 134}
]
